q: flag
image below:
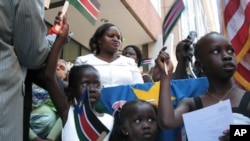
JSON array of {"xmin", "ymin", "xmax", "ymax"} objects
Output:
[
  {"xmin": 140, "ymin": 58, "xmax": 154, "ymax": 66},
  {"xmin": 220, "ymin": 0, "xmax": 250, "ymax": 90},
  {"xmin": 69, "ymin": 0, "xmax": 101, "ymax": 25},
  {"xmin": 97, "ymin": 77, "xmax": 209, "ymax": 141},
  {"xmin": 74, "ymin": 88, "xmax": 109, "ymax": 140},
  {"xmin": 162, "ymin": 0, "xmax": 185, "ymax": 44}
]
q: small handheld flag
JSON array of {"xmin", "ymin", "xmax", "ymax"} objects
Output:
[
  {"xmin": 48, "ymin": 1, "xmax": 69, "ymax": 35},
  {"xmin": 162, "ymin": 0, "xmax": 185, "ymax": 44},
  {"xmin": 74, "ymin": 88, "xmax": 109, "ymax": 140}
]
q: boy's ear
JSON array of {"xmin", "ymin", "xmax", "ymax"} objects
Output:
[
  {"xmin": 120, "ymin": 124, "xmax": 127, "ymax": 135},
  {"xmin": 195, "ymin": 59, "xmax": 203, "ymax": 69}
]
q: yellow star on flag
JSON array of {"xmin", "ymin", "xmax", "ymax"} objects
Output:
[{"xmin": 132, "ymin": 82, "xmax": 176, "ymax": 107}]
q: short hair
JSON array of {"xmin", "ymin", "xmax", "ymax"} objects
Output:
[
  {"xmin": 194, "ymin": 32, "xmax": 220, "ymax": 61},
  {"xmin": 58, "ymin": 59, "xmax": 67, "ymax": 73}
]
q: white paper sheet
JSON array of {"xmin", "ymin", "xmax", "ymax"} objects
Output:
[{"xmin": 183, "ymin": 100, "xmax": 233, "ymax": 141}]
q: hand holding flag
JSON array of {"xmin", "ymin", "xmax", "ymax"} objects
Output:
[
  {"xmin": 162, "ymin": 0, "xmax": 184, "ymax": 76},
  {"xmin": 49, "ymin": 1, "xmax": 69, "ymax": 35},
  {"xmin": 155, "ymin": 47, "xmax": 173, "ymax": 77}
]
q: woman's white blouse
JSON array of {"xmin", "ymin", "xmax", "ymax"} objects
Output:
[{"xmin": 75, "ymin": 54, "xmax": 143, "ymax": 87}]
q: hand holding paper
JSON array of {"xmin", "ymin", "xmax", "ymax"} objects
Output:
[{"xmin": 183, "ymin": 100, "xmax": 233, "ymax": 141}]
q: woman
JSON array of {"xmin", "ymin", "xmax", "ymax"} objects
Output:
[
  {"xmin": 122, "ymin": 45, "xmax": 143, "ymax": 67},
  {"xmin": 75, "ymin": 23, "xmax": 143, "ymax": 87},
  {"xmin": 122, "ymin": 45, "xmax": 154, "ymax": 82}
]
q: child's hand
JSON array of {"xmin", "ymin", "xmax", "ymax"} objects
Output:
[
  {"xmin": 155, "ymin": 47, "xmax": 173, "ymax": 76},
  {"xmin": 219, "ymin": 129, "xmax": 230, "ymax": 141},
  {"xmin": 58, "ymin": 14, "xmax": 69, "ymax": 38},
  {"xmin": 49, "ymin": 11, "xmax": 69, "ymax": 36}
]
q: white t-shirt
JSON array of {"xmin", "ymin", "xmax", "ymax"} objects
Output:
[
  {"xmin": 62, "ymin": 106, "xmax": 114, "ymax": 141},
  {"xmin": 75, "ymin": 54, "xmax": 143, "ymax": 87}
]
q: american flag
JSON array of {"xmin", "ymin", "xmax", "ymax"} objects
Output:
[{"xmin": 219, "ymin": 0, "xmax": 250, "ymax": 90}]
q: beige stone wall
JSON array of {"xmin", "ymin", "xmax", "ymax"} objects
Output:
[{"xmin": 121, "ymin": 0, "xmax": 162, "ymax": 41}]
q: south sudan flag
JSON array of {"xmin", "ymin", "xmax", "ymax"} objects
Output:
[{"xmin": 74, "ymin": 88, "xmax": 109, "ymax": 141}]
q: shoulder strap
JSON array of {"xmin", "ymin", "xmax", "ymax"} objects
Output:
[
  {"xmin": 238, "ymin": 91, "xmax": 250, "ymax": 110},
  {"xmin": 193, "ymin": 96, "xmax": 203, "ymax": 110}
]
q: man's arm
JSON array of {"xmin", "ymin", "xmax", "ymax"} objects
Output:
[{"xmin": 14, "ymin": 0, "xmax": 50, "ymax": 69}]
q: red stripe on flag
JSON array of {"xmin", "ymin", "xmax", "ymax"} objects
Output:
[
  {"xmin": 163, "ymin": 0, "xmax": 184, "ymax": 32},
  {"xmin": 237, "ymin": 63, "xmax": 250, "ymax": 83},
  {"xmin": 224, "ymin": 0, "xmax": 240, "ymax": 26},
  {"xmin": 79, "ymin": 107, "xmax": 99, "ymax": 140},
  {"xmin": 162, "ymin": 0, "xmax": 184, "ymax": 44},
  {"xmin": 230, "ymin": 2, "xmax": 250, "ymax": 55},
  {"xmin": 222, "ymin": 0, "xmax": 250, "ymax": 90},
  {"xmin": 79, "ymin": 0, "xmax": 99, "ymax": 18},
  {"xmin": 231, "ymin": 22, "xmax": 249, "ymax": 55}
]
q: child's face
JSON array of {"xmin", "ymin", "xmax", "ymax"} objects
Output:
[
  {"xmin": 76, "ymin": 68, "xmax": 101, "ymax": 105},
  {"xmin": 198, "ymin": 33, "xmax": 236, "ymax": 79},
  {"xmin": 122, "ymin": 103, "xmax": 158, "ymax": 141}
]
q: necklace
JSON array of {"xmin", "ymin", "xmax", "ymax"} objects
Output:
[{"xmin": 207, "ymin": 86, "xmax": 234, "ymax": 102}]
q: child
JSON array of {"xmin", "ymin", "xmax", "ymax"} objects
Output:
[
  {"xmin": 156, "ymin": 32, "xmax": 250, "ymax": 141},
  {"xmin": 60, "ymin": 65, "xmax": 113, "ymax": 141},
  {"xmin": 44, "ymin": 19, "xmax": 113, "ymax": 140},
  {"xmin": 109, "ymin": 99, "xmax": 158, "ymax": 141}
]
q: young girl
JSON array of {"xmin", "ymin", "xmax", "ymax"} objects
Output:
[
  {"xmin": 109, "ymin": 99, "xmax": 158, "ymax": 141},
  {"xmin": 156, "ymin": 32, "xmax": 250, "ymax": 141},
  {"xmin": 44, "ymin": 16, "xmax": 113, "ymax": 141}
]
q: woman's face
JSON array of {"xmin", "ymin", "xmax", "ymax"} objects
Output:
[
  {"xmin": 98, "ymin": 26, "xmax": 122, "ymax": 54},
  {"xmin": 122, "ymin": 47, "xmax": 138, "ymax": 63}
]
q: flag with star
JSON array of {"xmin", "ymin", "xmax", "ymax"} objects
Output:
[{"xmin": 99, "ymin": 77, "xmax": 208, "ymax": 141}]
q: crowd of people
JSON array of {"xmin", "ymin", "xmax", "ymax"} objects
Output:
[{"xmin": 0, "ymin": 1, "xmax": 249, "ymax": 141}]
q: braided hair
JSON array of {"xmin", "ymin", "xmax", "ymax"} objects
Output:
[
  {"xmin": 66, "ymin": 64, "xmax": 98, "ymax": 105},
  {"xmin": 109, "ymin": 99, "xmax": 158, "ymax": 141}
]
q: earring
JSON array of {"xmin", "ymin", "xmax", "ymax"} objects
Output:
[
  {"xmin": 74, "ymin": 98, "xmax": 78, "ymax": 105},
  {"xmin": 126, "ymin": 132, "xmax": 129, "ymax": 135}
]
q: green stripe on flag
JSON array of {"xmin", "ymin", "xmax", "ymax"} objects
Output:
[
  {"xmin": 74, "ymin": 111, "xmax": 89, "ymax": 140},
  {"xmin": 69, "ymin": 0, "xmax": 99, "ymax": 25}
]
